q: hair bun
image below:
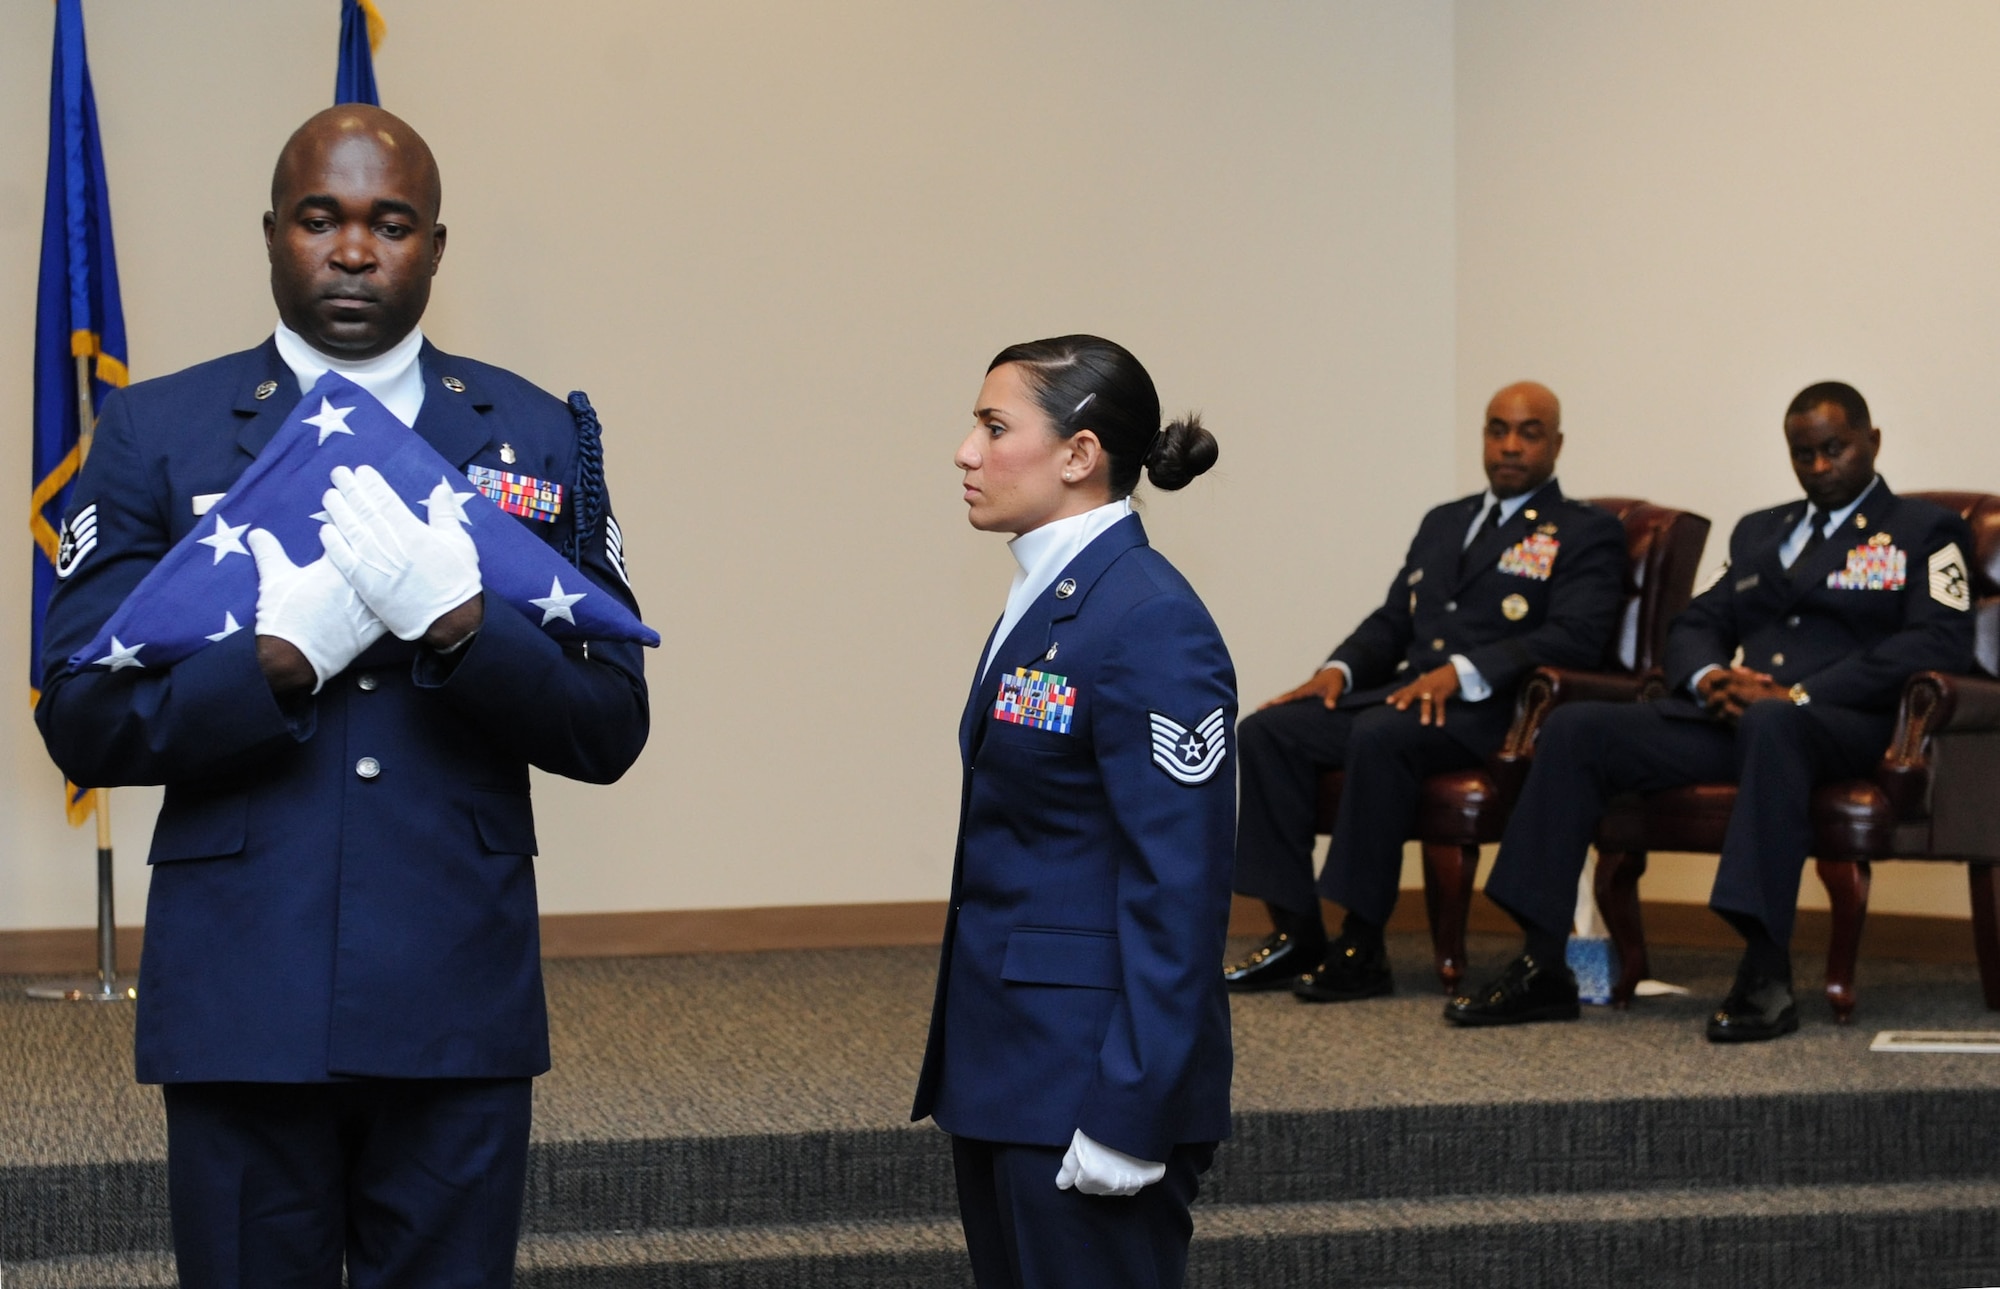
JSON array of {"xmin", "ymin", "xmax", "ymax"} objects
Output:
[{"xmin": 1145, "ymin": 415, "xmax": 1217, "ymax": 491}]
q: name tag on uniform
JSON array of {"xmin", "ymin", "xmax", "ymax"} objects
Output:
[
  {"xmin": 995, "ymin": 668, "xmax": 1077, "ymax": 734},
  {"xmin": 1497, "ymin": 533, "xmax": 1560, "ymax": 581},
  {"xmin": 1827, "ymin": 538, "xmax": 1906, "ymax": 591}
]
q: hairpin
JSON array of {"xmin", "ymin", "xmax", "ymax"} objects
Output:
[{"xmin": 1072, "ymin": 393, "xmax": 1096, "ymax": 416}]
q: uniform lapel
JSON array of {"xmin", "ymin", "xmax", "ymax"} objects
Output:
[
  {"xmin": 232, "ymin": 338, "xmax": 297, "ymax": 461},
  {"xmin": 959, "ymin": 513, "xmax": 1150, "ymax": 766},
  {"xmin": 1454, "ymin": 480, "xmax": 1560, "ymax": 593},
  {"xmin": 1777, "ymin": 481, "xmax": 1895, "ymax": 606},
  {"xmin": 413, "ymin": 342, "xmax": 494, "ymax": 468}
]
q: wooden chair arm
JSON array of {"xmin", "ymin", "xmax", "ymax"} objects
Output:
[
  {"xmin": 1875, "ymin": 672, "xmax": 2000, "ymax": 817},
  {"xmin": 1490, "ymin": 667, "xmax": 1654, "ymax": 799}
]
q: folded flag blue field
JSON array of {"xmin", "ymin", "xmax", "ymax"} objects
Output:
[{"xmin": 71, "ymin": 373, "xmax": 658, "ymax": 675}]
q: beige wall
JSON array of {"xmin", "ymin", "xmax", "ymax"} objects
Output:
[
  {"xmin": 0, "ymin": 1, "xmax": 1457, "ymax": 930},
  {"xmin": 1456, "ymin": 1, "xmax": 2000, "ymax": 916},
  {"xmin": 12, "ymin": 1, "xmax": 1990, "ymax": 936}
]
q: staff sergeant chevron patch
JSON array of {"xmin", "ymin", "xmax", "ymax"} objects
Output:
[
  {"xmin": 1150, "ymin": 707, "xmax": 1228, "ymax": 786},
  {"xmin": 55, "ymin": 504, "xmax": 97, "ymax": 579},
  {"xmin": 1930, "ymin": 542, "xmax": 1971, "ymax": 611}
]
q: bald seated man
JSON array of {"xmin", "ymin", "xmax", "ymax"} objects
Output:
[
  {"xmin": 1225, "ymin": 383, "xmax": 1626, "ymax": 1002},
  {"xmin": 35, "ymin": 107, "xmax": 650, "ymax": 1287}
]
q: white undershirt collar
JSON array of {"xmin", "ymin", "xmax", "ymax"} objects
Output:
[
  {"xmin": 273, "ymin": 320, "xmax": 427, "ymax": 429},
  {"xmin": 981, "ymin": 498, "xmax": 1133, "ymax": 680}
]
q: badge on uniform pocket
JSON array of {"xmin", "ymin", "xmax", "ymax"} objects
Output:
[
  {"xmin": 1150, "ymin": 707, "xmax": 1227, "ymax": 785},
  {"xmin": 995, "ymin": 668, "xmax": 1077, "ymax": 734},
  {"xmin": 1501, "ymin": 593, "xmax": 1529, "ymax": 621}
]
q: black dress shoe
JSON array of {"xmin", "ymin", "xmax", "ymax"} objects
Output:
[
  {"xmin": 1706, "ymin": 972, "xmax": 1798, "ymax": 1043},
  {"xmin": 1291, "ymin": 934, "xmax": 1393, "ymax": 1003},
  {"xmin": 1443, "ymin": 953, "xmax": 1580, "ymax": 1027},
  {"xmin": 1224, "ymin": 931, "xmax": 1325, "ymax": 992}
]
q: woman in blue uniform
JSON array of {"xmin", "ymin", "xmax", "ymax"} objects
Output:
[{"xmin": 911, "ymin": 335, "xmax": 1237, "ymax": 1289}]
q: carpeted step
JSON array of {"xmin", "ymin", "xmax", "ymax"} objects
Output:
[
  {"xmin": 18, "ymin": 1180, "xmax": 1999, "ymax": 1289},
  {"xmin": 12, "ymin": 1090, "xmax": 2000, "ymax": 1263}
]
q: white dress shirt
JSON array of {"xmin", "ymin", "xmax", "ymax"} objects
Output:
[
  {"xmin": 1324, "ymin": 481, "xmax": 1555, "ymax": 702},
  {"xmin": 273, "ymin": 320, "xmax": 427, "ymax": 430},
  {"xmin": 980, "ymin": 499, "xmax": 1133, "ymax": 681}
]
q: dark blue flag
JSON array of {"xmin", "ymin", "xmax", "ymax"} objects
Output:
[
  {"xmin": 336, "ymin": 0, "xmax": 384, "ymax": 105},
  {"xmin": 72, "ymin": 373, "xmax": 660, "ymax": 677},
  {"xmin": 33, "ymin": 0, "xmax": 127, "ymax": 823}
]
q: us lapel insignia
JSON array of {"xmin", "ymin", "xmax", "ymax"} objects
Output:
[
  {"xmin": 1523, "ymin": 509, "xmax": 1538, "ymax": 521},
  {"xmin": 253, "ymin": 380, "xmax": 278, "ymax": 400},
  {"xmin": 1828, "ymin": 539, "xmax": 1907, "ymax": 591},
  {"xmin": 1407, "ymin": 568, "xmax": 1423, "ymax": 586},
  {"xmin": 1497, "ymin": 533, "xmax": 1560, "ymax": 580},
  {"xmin": 994, "ymin": 668, "xmax": 1077, "ymax": 734},
  {"xmin": 442, "ymin": 375, "xmax": 467, "ymax": 393},
  {"xmin": 1854, "ymin": 513, "xmax": 1867, "ymax": 529},
  {"xmin": 466, "ymin": 464, "xmax": 564, "ymax": 522},
  {"xmin": 1501, "ymin": 593, "xmax": 1529, "ymax": 621},
  {"xmin": 1055, "ymin": 578, "xmax": 1077, "ymax": 599},
  {"xmin": 1150, "ymin": 707, "xmax": 1227, "ymax": 785},
  {"xmin": 1930, "ymin": 542, "xmax": 1971, "ymax": 610}
]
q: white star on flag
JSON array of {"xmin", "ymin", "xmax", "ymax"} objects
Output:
[
  {"xmin": 302, "ymin": 398, "xmax": 356, "ymax": 445},
  {"xmin": 205, "ymin": 612, "xmax": 242, "ymax": 643},
  {"xmin": 196, "ymin": 513, "xmax": 251, "ymax": 564},
  {"xmin": 529, "ymin": 575, "xmax": 587, "ymax": 626},
  {"xmin": 419, "ymin": 476, "xmax": 477, "ymax": 526},
  {"xmin": 95, "ymin": 638, "xmax": 144, "ymax": 670}
]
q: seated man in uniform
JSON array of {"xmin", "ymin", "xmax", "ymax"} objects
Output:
[
  {"xmin": 1225, "ymin": 382, "xmax": 1626, "ymax": 1000},
  {"xmin": 1448, "ymin": 381, "xmax": 1975, "ymax": 1041}
]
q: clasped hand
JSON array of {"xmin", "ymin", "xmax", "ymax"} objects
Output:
[
  {"xmin": 1696, "ymin": 666, "xmax": 1789, "ymax": 723},
  {"xmin": 1054, "ymin": 1129, "xmax": 1166, "ymax": 1197},
  {"xmin": 249, "ymin": 466, "xmax": 484, "ymax": 693}
]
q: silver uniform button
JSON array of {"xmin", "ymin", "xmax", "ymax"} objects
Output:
[
  {"xmin": 355, "ymin": 757, "xmax": 381, "ymax": 780},
  {"xmin": 1785, "ymin": 615, "xmax": 1801, "ymax": 627},
  {"xmin": 1444, "ymin": 600, "xmax": 1458, "ymax": 612},
  {"xmin": 1771, "ymin": 653, "xmax": 1785, "ymax": 667},
  {"xmin": 1431, "ymin": 637, "xmax": 1446, "ymax": 651},
  {"xmin": 356, "ymin": 673, "xmax": 378, "ymax": 692}
]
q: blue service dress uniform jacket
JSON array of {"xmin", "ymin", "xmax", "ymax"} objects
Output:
[
  {"xmin": 912, "ymin": 514, "xmax": 1236, "ymax": 1164},
  {"xmin": 1660, "ymin": 483, "xmax": 1975, "ymax": 712},
  {"xmin": 1327, "ymin": 482, "xmax": 1626, "ymax": 750},
  {"xmin": 34, "ymin": 338, "xmax": 650, "ymax": 1084}
]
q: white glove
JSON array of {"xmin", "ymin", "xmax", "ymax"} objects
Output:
[
  {"xmin": 317, "ymin": 465, "xmax": 482, "ymax": 642},
  {"xmin": 247, "ymin": 529, "xmax": 388, "ymax": 692},
  {"xmin": 1054, "ymin": 1129, "xmax": 1166, "ymax": 1197}
]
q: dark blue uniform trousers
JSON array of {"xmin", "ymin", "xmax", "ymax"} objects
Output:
[
  {"xmin": 162, "ymin": 1078, "xmax": 532, "ymax": 1289},
  {"xmin": 1484, "ymin": 698, "xmax": 1892, "ymax": 949},
  {"xmin": 952, "ymin": 1137, "xmax": 1214, "ymax": 1289},
  {"xmin": 1234, "ymin": 700, "xmax": 1481, "ymax": 924}
]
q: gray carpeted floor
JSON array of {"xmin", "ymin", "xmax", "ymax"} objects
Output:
[{"xmin": 6, "ymin": 931, "xmax": 2000, "ymax": 1169}]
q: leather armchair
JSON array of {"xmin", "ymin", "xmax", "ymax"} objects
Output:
[
  {"xmin": 1595, "ymin": 491, "xmax": 2000, "ymax": 1020},
  {"xmin": 1313, "ymin": 498, "xmax": 1711, "ymax": 991}
]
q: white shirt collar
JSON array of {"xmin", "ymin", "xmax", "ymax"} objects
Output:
[
  {"xmin": 981, "ymin": 498, "xmax": 1134, "ymax": 679},
  {"xmin": 1781, "ymin": 475, "xmax": 1881, "ymax": 567},
  {"xmin": 272, "ymin": 320, "xmax": 427, "ymax": 429}
]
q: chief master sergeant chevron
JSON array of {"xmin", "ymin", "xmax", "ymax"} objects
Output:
[{"xmin": 34, "ymin": 106, "xmax": 650, "ymax": 1287}]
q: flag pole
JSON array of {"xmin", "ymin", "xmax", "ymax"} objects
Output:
[{"xmin": 24, "ymin": 358, "xmax": 132, "ymax": 1004}]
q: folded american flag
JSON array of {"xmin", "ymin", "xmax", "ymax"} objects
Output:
[{"xmin": 70, "ymin": 372, "xmax": 659, "ymax": 675}]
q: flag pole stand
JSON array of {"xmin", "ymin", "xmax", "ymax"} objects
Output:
[
  {"xmin": 26, "ymin": 788, "xmax": 134, "ymax": 1002},
  {"xmin": 26, "ymin": 356, "xmax": 134, "ymax": 1002}
]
